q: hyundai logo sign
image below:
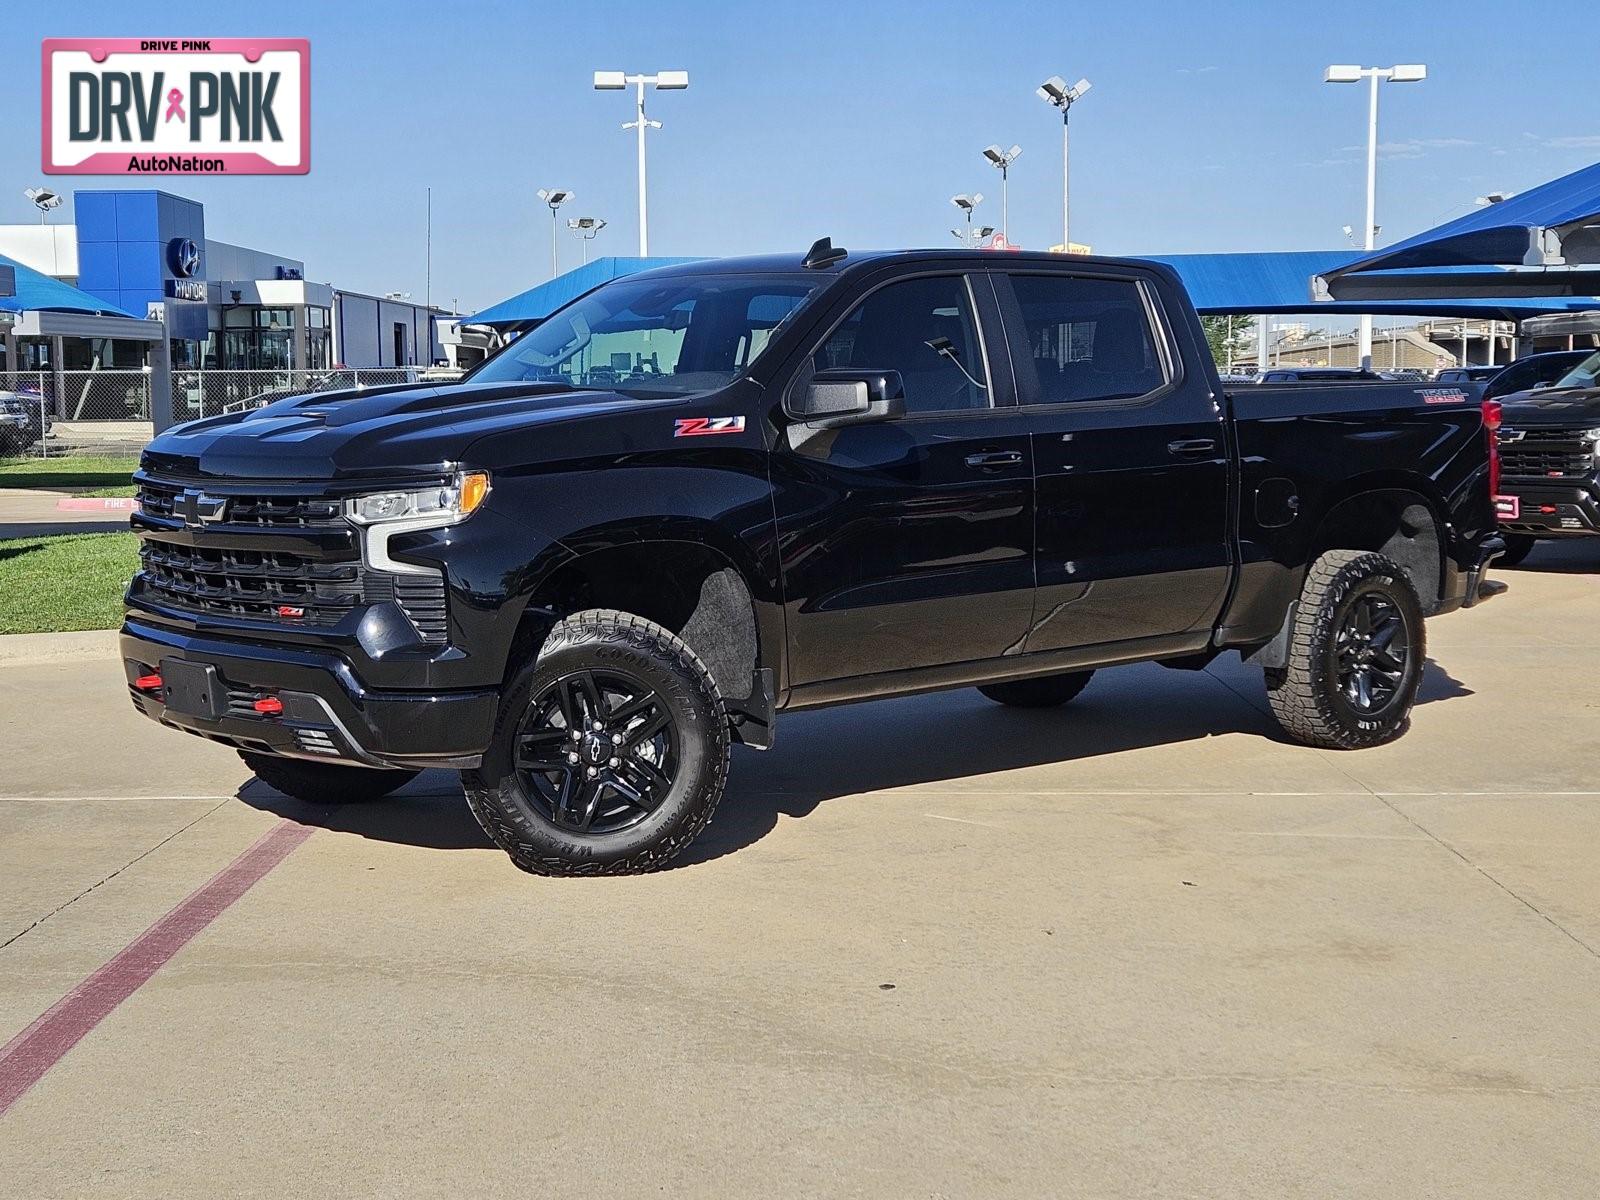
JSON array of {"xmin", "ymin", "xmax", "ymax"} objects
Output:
[{"xmin": 169, "ymin": 237, "xmax": 202, "ymax": 277}]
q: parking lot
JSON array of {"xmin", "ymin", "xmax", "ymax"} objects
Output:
[{"xmin": 1, "ymin": 544, "xmax": 1597, "ymax": 1198}]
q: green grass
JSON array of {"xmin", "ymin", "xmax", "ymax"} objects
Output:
[
  {"xmin": 0, "ymin": 455, "xmax": 140, "ymax": 496},
  {"xmin": 0, "ymin": 532, "xmax": 139, "ymax": 633}
]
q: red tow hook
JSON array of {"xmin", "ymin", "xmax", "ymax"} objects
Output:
[
  {"xmin": 134, "ymin": 673, "xmax": 163, "ymax": 692},
  {"xmin": 253, "ymin": 696, "xmax": 284, "ymax": 716}
]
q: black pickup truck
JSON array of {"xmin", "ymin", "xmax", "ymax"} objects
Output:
[
  {"xmin": 1493, "ymin": 347, "xmax": 1600, "ymax": 564},
  {"xmin": 123, "ymin": 244, "xmax": 1503, "ymax": 875}
]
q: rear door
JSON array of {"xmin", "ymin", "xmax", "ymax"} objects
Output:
[
  {"xmin": 989, "ymin": 268, "xmax": 1231, "ymax": 652},
  {"xmin": 769, "ymin": 269, "xmax": 1037, "ymax": 687}
]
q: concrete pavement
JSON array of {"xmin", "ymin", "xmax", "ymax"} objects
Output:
[
  {"xmin": 1, "ymin": 543, "xmax": 1598, "ymax": 1197},
  {"xmin": 0, "ymin": 488, "xmax": 131, "ymax": 539}
]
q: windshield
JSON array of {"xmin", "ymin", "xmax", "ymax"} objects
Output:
[
  {"xmin": 472, "ymin": 274, "xmax": 820, "ymax": 396},
  {"xmin": 1551, "ymin": 350, "xmax": 1600, "ymax": 391}
]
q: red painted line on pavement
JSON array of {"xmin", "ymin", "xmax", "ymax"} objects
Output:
[
  {"xmin": 0, "ymin": 819, "xmax": 313, "ymax": 1118},
  {"xmin": 55, "ymin": 496, "xmax": 136, "ymax": 511}
]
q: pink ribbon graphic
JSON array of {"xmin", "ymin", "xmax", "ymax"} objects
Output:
[{"xmin": 164, "ymin": 88, "xmax": 185, "ymax": 123}]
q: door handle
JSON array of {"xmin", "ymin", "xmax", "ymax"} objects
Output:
[
  {"xmin": 965, "ymin": 450, "xmax": 1024, "ymax": 470},
  {"xmin": 1167, "ymin": 438, "xmax": 1218, "ymax": 458}
]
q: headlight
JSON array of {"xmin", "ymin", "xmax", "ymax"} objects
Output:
[
  {"xmin": 345, "ymin": 472, "xmax": 490, "ymax": 526},
  {"xmin": 345, "ymin": 471, "xmax": 489, "ymax": 574}
]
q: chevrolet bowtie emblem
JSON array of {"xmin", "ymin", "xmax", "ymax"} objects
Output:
[{"xmin": 179, "ymin": 489, "xmax": 228, "ymax": 527}]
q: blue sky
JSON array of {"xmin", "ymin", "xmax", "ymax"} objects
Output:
[{"xmin": 5, "ymin": 0, "xmax": 1598, "ymax": 314}]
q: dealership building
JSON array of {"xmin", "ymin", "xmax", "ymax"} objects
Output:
[{"xmin": 0, "ymin": 187, "xmax": 448, "ymax": 375}]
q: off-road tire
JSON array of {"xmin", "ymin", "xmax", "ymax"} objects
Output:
[
  {"xmin": 977, "ymin": 670, "xmax": 1095, "ymax": 708},
  {"xmin": 1264, "ymin": 550, "xmax": 1425, "ymax": 750},
  {"xmin": 462, "ymin": 609, "xmax": 729, "ymax": 877},
  {"xmin": 1497, "ymin": 533, "xmax": 1537, "ymax": 568},
  {"xmin": 239, "ymin": 751, "xmax": 418, "ymax": 803}
]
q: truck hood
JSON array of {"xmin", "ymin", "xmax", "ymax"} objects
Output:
[
  {"xmin": 1499, "ymin": 386, "xmax": 1600, "ymax": 429},
  {"xmin": 141, "ymin": 380, "xmax": 668, "ymax": 481}
]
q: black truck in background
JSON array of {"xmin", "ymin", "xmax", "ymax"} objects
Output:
[
  {"xmin": 1493, "ymin": 347, "xmax": 1600, "ymax": 564},
  {"xmin": 122, "ymin": 245, "xmax": 1503, "ymax": 876}
]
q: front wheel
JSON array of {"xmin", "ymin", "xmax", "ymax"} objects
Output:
[
  {"xmin": 462, "ymin": 610, "xmax": 729, "ymax": 877},
  {"xmin": 1265, "ymin": 550, "xmax": 1425, "ymax": 750},
  {"xmin": 1497, "ymin": 533, "xmax": 1537, "ymax": 568}
]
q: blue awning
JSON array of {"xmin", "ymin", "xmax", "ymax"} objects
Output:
[
  {"xmin": 1313, "ymin": 161, "xmax": 1600, "ymax": 300},
  {"xmin": 1142, "ymin": 251, "xmax": 1600, "ymax": 321},
  {"xmin": 0, "ymin": 252, "xmax": 136, "ymax": 317},
  {"xmin": 462, "ymin": 247, "xmax": 1600, "ymax": 329},
  {"xmin": 464, "ymin": 257, "xmax": 702, "ymax": 327}
]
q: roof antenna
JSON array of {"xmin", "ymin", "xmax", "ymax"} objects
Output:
[{"xmin": 803, "ymin": 237, "xmax": 848, "ymax": 269}]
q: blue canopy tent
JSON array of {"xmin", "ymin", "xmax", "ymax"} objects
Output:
[
  {"xmin": 464, "ymin": 249, "xmax": 1600, "ymax": 332},
  {"xmin": 464, "ymin": 257, "xmax": 701, "ymax": 328},
  {"xmin": 0, "ymin": 252, "xmax": 136, "ymax": 317},
  {"xmin": 1, "ymin": 251, "xmax": 165, "ymax": 380},
  {"xmin": 1313, "ymin": 161, "xmax": 1600, "ymax": 302}
]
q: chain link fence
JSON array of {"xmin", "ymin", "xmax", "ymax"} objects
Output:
[{"xmin": 0, "ymin": 367, "xmax": 465, "ymax": 459}]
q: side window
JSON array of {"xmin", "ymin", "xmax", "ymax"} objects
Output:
[
  {"xmin": 1009, "ymin": 274, "xmax": 1166, "ymax": 404},
  {"xmin": 815, "ymin": 276, "xmax": 989, "ymax": 414}
]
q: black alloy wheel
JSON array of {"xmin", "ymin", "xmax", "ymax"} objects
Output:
[
  {"xmin": 1331, "ymin": 592, "xmax": 1410, "ymax": 718},
  {"xmin": 514, "ymin": 667, "xmax": 679, "ymax": 835},
  {"xmin": 462, "ymin": 609, "xmax": 729, "ymax": 877},
  {"xmin": 1264, "ymin": 549, "xmax": 1426, "ymax": 750}
]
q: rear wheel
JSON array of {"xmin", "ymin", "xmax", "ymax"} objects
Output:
[
  {"xmin": 238, "ymin": 751, "xmax": 418, "ymax": 804},
  {"xmin": 977, "ymin": 670, "xmax": 1095, "ymax": 708},
  {"xmin": 1265, "ymin": 550, "xmax": 1425, "ymax": 750},
  {"xmin": 462, "ymin": 610, "xmax": 728, "ymax": 877},
  {"xmin": 1497, "ymin": 533, "xmax": 1537, "ymax": 567}
]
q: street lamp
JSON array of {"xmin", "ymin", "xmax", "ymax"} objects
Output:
[
  {"xmin": 950, "ymin": 224, "xmax": 996, "ymax": 246},
  {"xmin": 594, "ymin": 69, "xmax": 689, "ymax": 256},
  {"xmin": 981, "ymin": 144, "xmax": 1022, "ymax": 240},
  {"xmin": 950, "ymin": 194, "xmax": 985, "ymax": 246},
  {"xmin": 1035, "ymin": 76, "xmax": 1091, "ymax": 251},
  {"xmin": 23, "ymin": 187, "xmax": 62, "ymax": 225},
  {"xmin": 537, "ymin": 188, "xmax": 573, "ymax": 279},
  {"xmin": 567, "ymin": 216, "xmax": 608, "ymax": 265},
  {"xmin": 1324, "ymin": 62, "xmax": 1427, "ymax": 368}
]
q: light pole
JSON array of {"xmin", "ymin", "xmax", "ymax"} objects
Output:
[
  {"xmin": 568, "ymin": 216, "xmax": 608, "ymax": 265},
  {"xmin": 594, "ymin": 69, "xmax": 689, "ymax": 256},
  {"xmin": 23, "ymin": 187, "xmax": 62, "ymax": 225},
  {"xmin": 1324, "ymin": 63, "xmax": 1426, "ymax": 369},
  {"xmin": 950, "ymin": 224, "xmax": 995, "ymax": 247},
  {"xmin": 537, "ymin": 188, "xmax": 573, "ymax": 278},
  {"xmin": 981, "ymin": 144, "xmax": 1022, "ymax": 241},
  {"xmin": 1035, "ymin": 76, "xmax": 1091, "ymax": 251},
  {"xmin": 950, "ymin": 194, "xmax": 985, "ymax": 246}
]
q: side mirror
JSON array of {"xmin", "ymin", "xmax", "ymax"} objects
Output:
[{"xmin": 790, "ymin": 369, "xmax": 906, "ymax": 427}]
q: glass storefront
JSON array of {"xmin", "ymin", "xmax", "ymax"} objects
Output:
[{"xmin": 205, "ymin": 305, "xmax": 332, "ymax": 369}]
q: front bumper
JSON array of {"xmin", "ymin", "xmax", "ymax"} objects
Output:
[
  {"xmin": 122, "ymin": 618, "xmax": 499, "ymax": 770},
  {"xmin": 1498, "ymin": 481, "xmax": 1600, "ymax": 537}
]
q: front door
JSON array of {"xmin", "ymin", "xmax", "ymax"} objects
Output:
[
  {"xmin": 771, "ymin": 271, "xmax": 1037, "ymax": 688},
  {"xmin": 991, "ymin": 269, "xmax": 1232, "ymax": 652}
]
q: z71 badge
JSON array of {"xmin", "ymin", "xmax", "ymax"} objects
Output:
[{"xmin": 674, "ymin": 416, "xmax": 746, "ymax": 437}]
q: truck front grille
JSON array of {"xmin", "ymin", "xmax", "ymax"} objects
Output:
[
  {"xmin": 1498, "ymin": 429, "xmax": 1595, "ymax": 479},
  {"xmin": 134, "ymin": 474, "xmax": 452, "ymax": 643},
  {"xmin": 139, "ymin": 542, "xmax": 362, "ymax": 626},
  {"xmin": 136, "ymin": 480, "xmax": 344, "ymax": 527}
]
